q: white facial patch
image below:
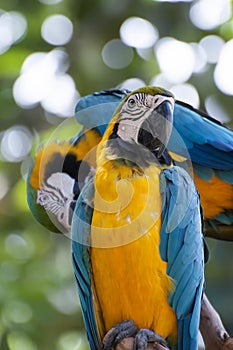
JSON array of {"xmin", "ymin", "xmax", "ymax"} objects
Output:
[
  {"xmin": 37, "ymin": 172, "xmax": 75, "ymax": 232},
  {"xmin": 47, "ymin": 172, "xmax": 75, "ymax": 199},
  {"xmin": 117, "ymin": 94, "xmax": 174, "ymax": 143}
]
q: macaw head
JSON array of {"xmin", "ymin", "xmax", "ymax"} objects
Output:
[
  {"xmin": 102, "ymin": 86, "xmax": 175, "ymax": 166},
  {"xmin": 27, "ymin": 140, "xmax": 93, "ymax": 234}
]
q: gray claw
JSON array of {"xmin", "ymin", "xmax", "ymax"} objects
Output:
[
  {"xmin": 102, "ymin": 320, "xmax": 138, "ymax": 350},
  {"xmin": 133, "ymin": 329, "xmax": 168, "ymax": 350}
]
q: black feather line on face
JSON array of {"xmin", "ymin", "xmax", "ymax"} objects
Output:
[
  {"xmin": 107, "ymin": 115, "xmax": 172, "ymax": 167},
  {"xmin": 108, "ymin": 122, "xmax": 119, "ymax": 140},
  {"xmin": 44, "ymin": 152, "xmax": 91, "ymax": 197}
]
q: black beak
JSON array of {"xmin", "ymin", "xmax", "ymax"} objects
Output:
[{"xmin": 137, "ymin": 101, "xmax": 173, "ymax": 158}]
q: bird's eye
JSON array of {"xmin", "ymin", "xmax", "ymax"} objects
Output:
[
  {"xmin": 128, "ymin": 98, "xmax": 136, "ymax": 108},
  {"xmin": 37, "ymin": 192, "xmax": 50, "ymax": 204}
]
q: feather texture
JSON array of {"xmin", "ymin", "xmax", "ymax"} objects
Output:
[
  {"xmin": 71, "ymin": 87, "xmax": 205, "ymax": 349},
  {"xmin": 74, "ymin": 89, "xmax": 233, "ymax": 237},
  {"xmin": 160, "ymin": 167, "xmax": 205, "ymax": 349},
  {"xmin": 71, "ymin": 164, "xmax": 204, "ymax": 350}
]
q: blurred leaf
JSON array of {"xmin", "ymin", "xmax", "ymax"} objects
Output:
[
  {"xmin": 10, "ymin": 179, "xmax": 29, "ymax": 213},
  {"xmin": 6, "ymin": 330, "xmax": 37, "ymax": 350},
  {"xmin": 57, "ymin": 331, "xmax": 89, "ymax": 350},
  {"xmin": 0, "ymin": 48, "xmax": 31, "ymax": 78}
]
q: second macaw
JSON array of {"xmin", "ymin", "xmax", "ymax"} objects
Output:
[
  {"xmin": 72, "ymin": 86, "xmax": 205, "ymax": 350},
  {"xmin": 74, "ymin": 88, "xmax": 233, "ymax": 240}
]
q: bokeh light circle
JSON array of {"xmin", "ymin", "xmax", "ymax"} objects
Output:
[
  {"xmin": 191, "ymin": 43, "xmax": 207, "ymax": 73},
  {"xmin": 5, "ymin": 233, "xmax": 35, "ymax": 260},
  {"xmin": 13, "ymin": 50, "xmax": 78, "ymax": 116},
  {"xmin": 205, "ymin": 95, "xmax": 230, "ymax": 123},
  {"xmin": 156, "ymin": 0, "xmax": 193, "ymax": 2},
  {"xmin": 39, "ymin": 0, "xmax": 63, "ymax": 4},
  {"xmin": 3, "ymin": 301, "xmax": 33, "ymax": 324},
  {"xmin": 41, "ymin": 14, "xmax": 73, "ymax": 46},
  {"xmin": 120, "ymin": 17, "xmax": 158, "ymax": 49},
  {"xmin": 0, "ymin": 172, "xmax": 10, "ymax": 200},
  {"xmin": 0, "ymin": 11, "xmax": 27, "ymax": 54},
  {"xmin": 214, "ymin": 39, "xmax": 233, "ymax": 95},
  {"xmin": 200, "ymin": 35, "xmax": 224, "ymax": 63},
  {"xmin": 190, "ymin": 0, "xmax": 232, "ymax": 30},
  {"xmin": 41, "ymin": 74, "xmax": 79, "ymax": 117},
  {"xmin": 150, "ymin": 73, "xmax": 172, "ymax": 90},
  {"xmin": 102, "ymin": 39, "xmax": 133, "ymax": 69},
  {"xmin": 155, "ymin": 37, "xmax": 195, "ymax": 83},
  {"xmin": 1, "ymin": 126, "xmax": 32, "ymax": 162},
  {"xmin": 170, "ymin": 83, "xmax": 200, "ymax": 108},
  {"xmin": 119, "ymin": 78, "xmax": 145, "ymax": 90}
]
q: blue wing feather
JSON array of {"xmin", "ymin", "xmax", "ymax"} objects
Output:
[
  {"xmin": 74, "ymin": 89, "xmax": 128, "ymax": 135},
  {"xmin": 215, "ymin": 169, "xmax": 233, "ymax": 184},
  {"xmin": 214, "ymin": 212, "xmax": 233, "ymax": 225},
  {"xmin": 160, "ymin": 167, "xmax": 205, "ymax": 350},
  {"xmin": 73, "ymin": 90, "xmax": 233, "ymax": 235},
  {"xmin": 71, "ymin": 180, "xmax": 100, "ymax": 350},
  {"xmin": 192, "ymin": 164, "xmax": 214, "ymax": 181},
  {"xmin": 171, "ymin": 102, "xmax": 233, "ymax": 170},
  {"xmin": 74, "ymin": 90, "xmax": 233, "ymax": 173}
]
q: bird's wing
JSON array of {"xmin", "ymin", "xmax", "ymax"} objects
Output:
[
  {"xmin": 160, "ymin": 166, "xmax": 205, "ymax": 350},
  {"xmin": 74, "ymin": 91, "xmax": 233, "ymax": 171},
  {"xmin": 172, "ymin": 101, "xmax": 233, "ymax": 237},
  {"xmin": 172, "ymin": 101, "xmax": 233, "ymax": 171},
  {"xmin": 73, "ymin": 90, "xmax": 233, "ymax": 238},
  {"xmin": 74, "ymin": 92, "xmax": 233, "ymax": 172},
  {"xmin": 71, "ymin": 179, "xmax": 102, "ymax": 350},
  {"xmin": 74, "ymin": 89, "xmax": 128, "ymax": 135}
]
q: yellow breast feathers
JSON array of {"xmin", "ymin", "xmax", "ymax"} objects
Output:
[{"xmin": 91, "ymin": 160, "xmax": 177, "ymax": 342}]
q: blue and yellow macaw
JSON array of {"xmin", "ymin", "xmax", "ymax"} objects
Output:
[
  {"xmin": 27, "ymin": 88, "xmax": 233, "ymax": 240},
  {"xmin": 27, "ymin": 129, "xmax": 101, "ymax": 234},
  {"xmin": 72, "ymin": 86, "xmax": 205, "ymax": 350},
  {"xmin": 74, "ymin": 88, "xmax": 233, "ymax": 241},
  {"xmin": 26, "ymin": 86, "xmax": 233, "ymax": 349}
]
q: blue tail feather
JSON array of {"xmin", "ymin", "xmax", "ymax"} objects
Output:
[{"xmin": 177, "ymin": 316, "xmax": 198, "ymax": 350}]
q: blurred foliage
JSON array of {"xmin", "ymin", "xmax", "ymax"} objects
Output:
[{"xmin": 0, "ymin": 0, "xmax": 233, "ymax": 349}]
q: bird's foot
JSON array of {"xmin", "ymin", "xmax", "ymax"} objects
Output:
[
  {"xmin": 101, "ymin": 320, "xmax": 138, "ymax": 350},
  {"xmin": 133, "ymin": 329, "xmax": 168, "ymax": 350}
]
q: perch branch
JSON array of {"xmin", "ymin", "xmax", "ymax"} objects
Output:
[
  {"xmin": 205, "ymin": 225, "xmax": 233, "ymax": 241},
  {"xmin": 200, "ymin": 294, "xmax": 233, "ymax": 350}
]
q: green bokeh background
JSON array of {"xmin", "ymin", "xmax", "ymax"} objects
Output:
[{"xmin": 0, "ymin": 1, "xmax": 233, "ymax": 349}]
